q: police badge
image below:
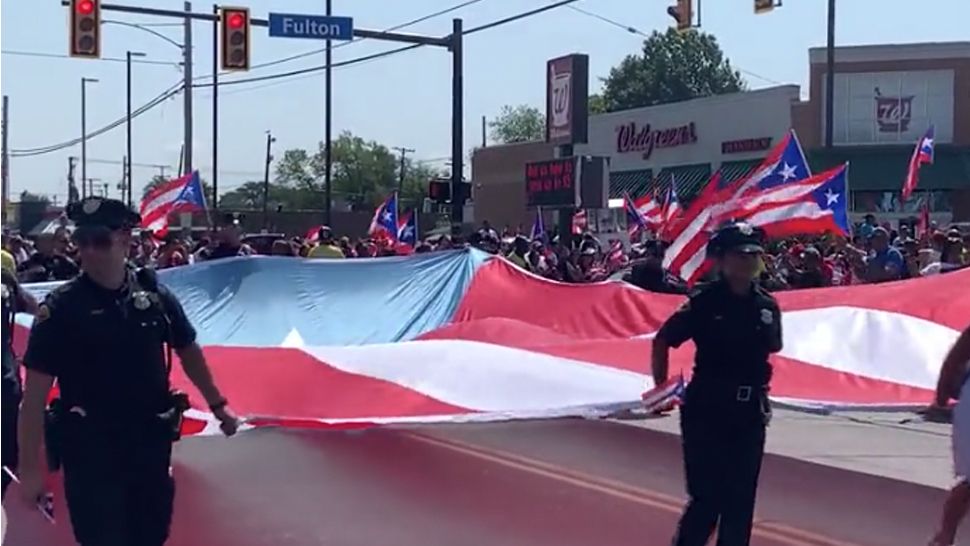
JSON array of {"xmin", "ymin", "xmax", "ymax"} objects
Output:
[
  {"xmin": 760, "ymin": 308, "xmax": 773, "ymax": 324},
  {"xmin": 132, "ymin": 292, "xmax": 152, "ymax": 311}
]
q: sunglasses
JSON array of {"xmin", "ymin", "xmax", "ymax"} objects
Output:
[{"xmin": 72, "ymin": 228, "xmax": 116, "ymax": 249}]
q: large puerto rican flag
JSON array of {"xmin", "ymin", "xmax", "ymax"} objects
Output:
[
  {"xmin": 14, "ymin": 250, "xmax": 968, "ymax": 434},
  {"xmin": 139, "ymin": 170, "xmax": 207, "ymax": 236}
]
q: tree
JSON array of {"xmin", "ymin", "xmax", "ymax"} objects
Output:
[
  {"xmin": 265, "ymin": 131, "xmax": 433, "ymax": 212},
  {"xmin": 489, "ymin": 104, "xmax": 545, "ymax": 144},
  {"xmin": 600, "ymin": 28, "xmax": 746, "ymax": 112},
  {"xmin": 588, "ymin": 94, "xmax": 607, "ymax": 115}
]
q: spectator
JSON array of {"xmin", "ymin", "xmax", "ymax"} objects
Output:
[
  {"xmin": 858, "ymin": 214, "xmax": 877, "ymax": 240},
  {"xmin": 787, "ymin": 247, "xmax": 830, "ymax": 288},
  {"xmin": 506, "ymin": 236, "xmax": 530, "ymax": 270},
  {"xmin": 17, "ymin": 233, "xmax": 79, "ymax": 282},
  {"xmin": 307, "ymin": 226, "xmax": 345, "ymax": 259},
  {"xmin": 864, "ymin": 227, "xmax": 904, "ymax": 283},
  {"xmin": 156, "ymin": 234, "xmax": 189, "ymax": 268}
]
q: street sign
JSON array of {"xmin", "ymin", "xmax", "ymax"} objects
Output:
[{"xmin": 268, "ymin": 13, "xmax": 353, "ymax": 40}]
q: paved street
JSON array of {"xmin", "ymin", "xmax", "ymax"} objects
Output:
[{"xmin": 3, "ymin": 416, "xmax": 949, "ymax": 546}]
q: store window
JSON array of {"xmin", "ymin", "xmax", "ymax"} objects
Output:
[{"xmin": 851, "ymin": 190, "xmax": 952, "ymax": 214}]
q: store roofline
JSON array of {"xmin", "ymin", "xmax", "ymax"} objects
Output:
[{"xmin": 808, "ymin": 41, "xmax": 970, "ymax": 64}]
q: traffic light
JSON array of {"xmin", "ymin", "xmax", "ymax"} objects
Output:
[
  {"xmin": 754, "ymin": 0, "xmax": 776, "ymax": 14},
  {"xmin": 428, "ymin": 179, "xmax": 451, "ymax": 203},
  {"xmin": 69, "ymin": 0, "xmax": 101, "ymax": 59},
  {"xmin": 220, "ymin": 7, "xmax": 251, "ymax": 71},
  {"xmin": 428, "ymin": 179, "xmax": 470, "ymax": 205},
  {"xmin": 667, "ymin": 0, "xmax": 692, "ymax": 32}
]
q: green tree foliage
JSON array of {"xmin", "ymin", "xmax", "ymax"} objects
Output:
[
  {"xmin": 218, "ymin": 131, "xmax": 435, "ymax": 212},
  {"xmin": 488, "ymin": 105, "xmax": 545, "ymax": 144},
  {"xmin": 601, "ymin": 28, "xmax": 746, "ymax": 112},
  {"xmin": 588, "ymin": 94, "xmax": 607, "ymax": 115}
]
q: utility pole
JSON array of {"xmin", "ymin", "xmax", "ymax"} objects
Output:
[
  {"xmin": 324, "ymin": 0, "xmax": 333, "ymax": 224},
  {"xmin": 81, "ymin": 77, "xmax": 99, "ymax": 199},
  {"xmin": 825, "ymin": 0, "xmax": 836, "ymax": 149},
  {"xmin": 262, "ymin": 131, "xmax": 276, "ymax": 229},
  {"xmin": 120, "ymin": 155, "xmax": 128, "ymax": 205},
  {"xmin": 393, "ymin": 146, "xmax": 415, "ymax": 193},
  {"xmin": 1, "ymin": 95, "xmax": 9, "ymax": 220},
  {"xmin": 67, "ymin": 156, "xmax": 79, "ymax": 204},
  {"xmin": 126, "ymin": 50, "xmax": 146, "ymax": 208},
  {"xmin": 450, "ymin": 18, "xmax": 464, "ymax": 226},
  {"xmin": 183, "ymin": 1, "xmax": 194, "ymax": 174},
  {"xmin": 86, "ymin": 178, "xmax": 102, "ymax": 197},
  {"xmin": 481, "ymin": 115, "xmax": 487, "ymax": 148}
]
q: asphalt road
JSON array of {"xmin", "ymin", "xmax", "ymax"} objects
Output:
[{"xmin": 3, "ymin": 419, "xmax": 948, "ymax": 546}]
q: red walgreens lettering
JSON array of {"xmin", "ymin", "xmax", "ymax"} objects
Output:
[{"xmin": 616, "ymin": 122, "xmax": 697, "ymax": 159}]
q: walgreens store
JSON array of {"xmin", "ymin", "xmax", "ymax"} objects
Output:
[
  {"xmin": 471, "ymin": 85, "xmax": 803, "ymax": 229},
  {"xmin": 576, "ymin": 85, "xmax": 802, "ymax": 202}
]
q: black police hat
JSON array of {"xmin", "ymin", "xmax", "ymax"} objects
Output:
[
  {"xmin": 67, "ymin": 197, "xmax": 141, "ymax": 231},
  {"xmin": 708, "ymin": 221, "xmax": 765, "ymax": 256}
]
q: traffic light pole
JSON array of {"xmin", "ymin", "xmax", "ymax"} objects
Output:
[
  {"xmin": 824, "ymin": 0, "xmax": 835, "ymax": 149},
  {"xmin": 324, "ymin": 0, "xmax": 333, "ymax": 225},
  {"xmin": 183, "ymin": 0, "xmax": 194, "ymax": 176},
  {"xmin": 211, "ymin": 3, "xmax": 219, "ymax": 212},
  {"xmin": 60, "ymin": 0, "xmax": 463, "ymax": 223}
]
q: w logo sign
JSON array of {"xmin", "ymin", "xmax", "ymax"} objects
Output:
[{"xmin": 550, "ymin": 67, "xmax": 571, "ymax": 129}]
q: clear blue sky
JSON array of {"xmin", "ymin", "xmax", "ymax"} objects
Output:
[{"xmin": 1, "ymin": 0, "xmax": 963, "ymax": 205}]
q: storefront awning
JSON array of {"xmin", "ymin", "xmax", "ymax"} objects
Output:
[
  {"xmin": 717, "ymin": 159, "xmax": 762, "ymax": 187},
  {"xmin": 809, "ymin": 146, "xmax": 970, "ymax": 191},
  {"xmin": 657, "ymin": 163, "xmax": 712, "ymax": 201},
  {"xmin": 608, "ymin": 169, "xmax": 653, "ymax": 199}
]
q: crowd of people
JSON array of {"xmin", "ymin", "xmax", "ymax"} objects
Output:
[{"xmin": 2, "ymin": 212, "xmax": 967, "ymax": 292}]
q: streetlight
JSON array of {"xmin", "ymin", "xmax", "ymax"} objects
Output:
[
  {"xmin": 81, "ymin": 77, "xmax": 99, "ymax": 200},
  {"xmin": 126, "ymin": 50, "xmax": 146, "ymax": 208}
]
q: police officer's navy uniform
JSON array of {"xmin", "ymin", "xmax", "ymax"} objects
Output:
[
  {"xmin": 658, "ymin": 223, "xmax": 783, "ymax": 546},
  {"xmin": 23, "ymin": 198, "xmax": 197, "ymax": 546}
]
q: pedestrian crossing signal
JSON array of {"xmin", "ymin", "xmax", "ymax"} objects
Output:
[
  {"xmin": 754, "ymin": 0, "xmax": 776, "ymax": 14},
  {"xmin": 220, "ymin": 7, "xmax": 251, "ymax": 71},
  {"xmin": 69, "ymin": 0, "xmax": 101, "ymax": 58},
  {"xmin": 667, "ymin": 0, "xmax": 693, "ymax": 33}
]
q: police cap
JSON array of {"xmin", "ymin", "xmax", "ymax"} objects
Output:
[
  {"xmin": 67, "ymin": 197, "xmax": 141, "ymax": 231},
  {"xmin": 708, "ymin": 221, "xmax": 765, "ymax": 256}
]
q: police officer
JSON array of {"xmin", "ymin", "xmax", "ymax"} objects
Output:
[
  {"xmin": 2, "ymin": 259, "xmax": 37, "ymax": 498},
  {"xmin": 17, "ymin": 197, "xmax": 240, "ymax": 546},
  {"xmin": 200, "ymin": 212, "xmax": 255, "ymax": 260},
  {"xmin": 652, "ymin": 221, "xmax": 783, "ymax": 546}
]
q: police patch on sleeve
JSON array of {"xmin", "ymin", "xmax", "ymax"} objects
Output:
[
  {"xmin": 35, "ymin": 304, "xmax": 51, "ymax": 323},
  {"xmin": 760, "ymin": 308, "xmax": 773, "ymax": 324}
]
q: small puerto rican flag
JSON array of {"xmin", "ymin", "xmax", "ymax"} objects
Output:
[{"xmin": 641, "ymin": 375, "xmax": 687, "ymax": 414}]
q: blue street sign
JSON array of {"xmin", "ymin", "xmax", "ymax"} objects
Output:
[{"xmin": 268, "ymin": 13, "xmax": 354, "ymax": 41}]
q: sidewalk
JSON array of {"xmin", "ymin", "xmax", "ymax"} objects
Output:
[{"xmin": 614, "ymin": 407, "xmax": 953, "ymax": 489}]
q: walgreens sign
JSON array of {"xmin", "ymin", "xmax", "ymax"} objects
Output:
[{"xmin": 615, "ymin": 121, "xmax": 698, "ymax": 159}]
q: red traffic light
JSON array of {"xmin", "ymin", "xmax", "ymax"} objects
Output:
[
  {"xmin": 77, "ymin": 0, "xmax": 94, "ymax": 14},
  {"xmin": 227, "ymin": 12, "xmax": 245, "ymax": 29}
]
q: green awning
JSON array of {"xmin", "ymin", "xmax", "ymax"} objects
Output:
[
  {"xmin": 808, "ymin": 146, "xmax": 970, "ymax": 191},
  {"xmin": 718, "ymin": 159, "xmax": 762, "ymax": 186},
  {"xmin": 657, "ymin": 163, "xmax": 713, "ymax": 202},
  {"xmin": 609, "ymin": 169, "xmax": 653, "ymax": 199}
]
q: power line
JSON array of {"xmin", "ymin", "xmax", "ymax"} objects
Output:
[
  {"xmin": 193, "ymin": 0, "xmax": 580, "ymax": 89},
  {"xmin": 565, "ymin": 4, "xmax": 785, "ymax": 86},
  {"xmin": 10, "ymin": 0, "xmax": 580, "ymax": 154},
  {"xmin": 235, "ymin": 0, "xmax": 488, "ymax": 74},
  {"xmin": 10, "ymin": 82, "xmax": 184, "ymax": 156},
  {"xmin": 1, "ymin": 49, "xmax": 180, "ymax": 67}
]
